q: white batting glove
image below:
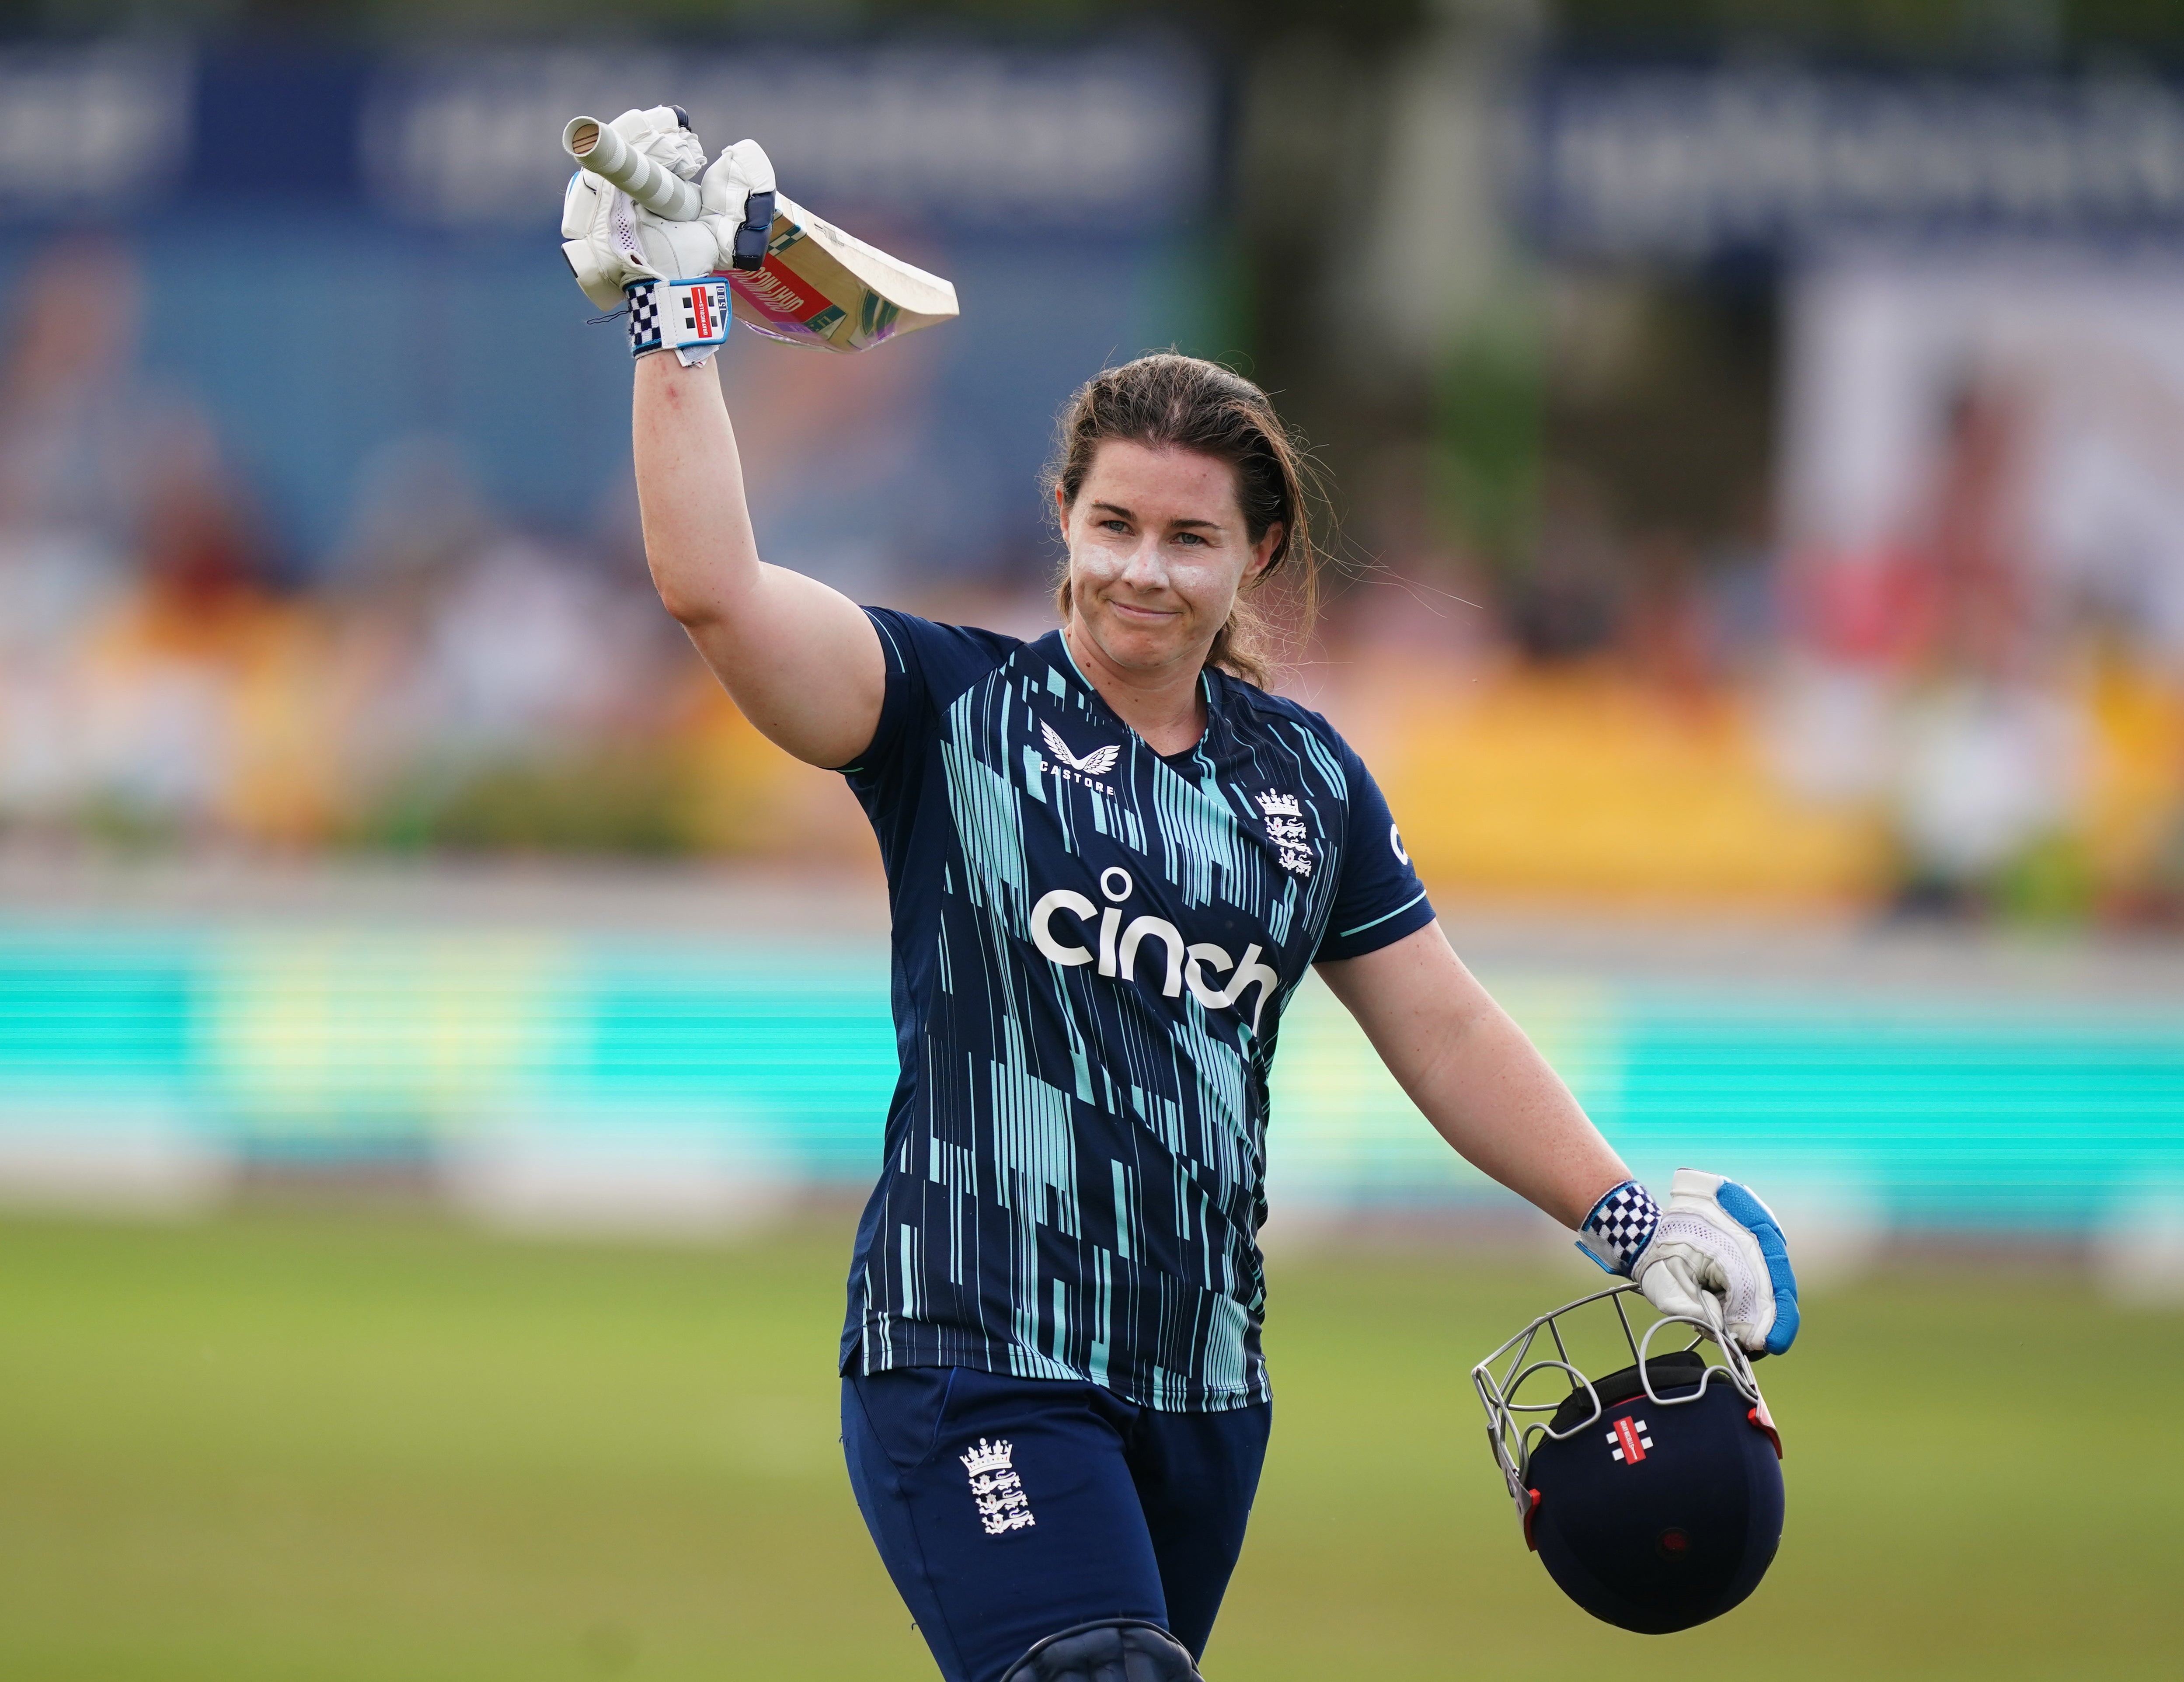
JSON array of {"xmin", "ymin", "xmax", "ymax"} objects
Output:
[
  {"xmin": 560, "ymin": 106, "xmax": 714, "ymax": 309},
  {"xmin": 701, "ymin": 138, "xmax": 779, "ymax": 270},
  {"xmin": 1577, "ymin": 1170, "xmax": 1801, "ymax": 1357},
  {"xmin": 560, "ymin": 110, "xmax": 778, "ymax": 313}
]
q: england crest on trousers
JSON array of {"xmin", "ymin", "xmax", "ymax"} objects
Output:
[{"xmin": 961, "ymin": 1437, "xmax": 1036, "ymax": 1535}]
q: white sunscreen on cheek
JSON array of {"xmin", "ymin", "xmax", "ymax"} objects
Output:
[{"xmin": 1072, "ymin": 530, "xmax": 1170, "ymax": 592}]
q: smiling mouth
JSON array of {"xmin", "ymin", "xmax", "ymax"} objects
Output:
[{"xmin": 1106, "ymin": 599, "xmax": 1179, "ymax": 623}]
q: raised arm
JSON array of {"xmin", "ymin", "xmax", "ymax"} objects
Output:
[
  {"xmin": 634, "ymin": 352, "xmax": 884, "ymax": 769},
  {"xmin": 1315, "ymin": 921, "xmax": 1627, "ymax": 1228}
]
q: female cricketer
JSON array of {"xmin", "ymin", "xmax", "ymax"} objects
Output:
[{"xmin": 577, "ymin": 112, "xmax": 1800, "ymax": 1682}]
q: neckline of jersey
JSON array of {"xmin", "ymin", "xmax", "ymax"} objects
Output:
[{"xmin": 1044, "ymin": 626, "xmax": 1219, "ymax": 767}]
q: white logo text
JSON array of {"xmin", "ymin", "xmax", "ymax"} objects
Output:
[{"xmin": 1029, "ymin": 867, "xmax": 1282, "ymax": 1030}]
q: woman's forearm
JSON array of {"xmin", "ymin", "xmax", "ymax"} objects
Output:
[
  {"xmin": 1406, "ymin": 999, "xmax": 1630, "ymax": 1227},
  {"xmin": 630, "ymin": 353, "xmax": 883, "ymax": 767},
  {"xmin": 632, "ymin": 353, "xmax": 759, "ymax": 626},
  {"xmin": 1318, "ymin": 924, "xmax": 1630, "ymax": 1228}
]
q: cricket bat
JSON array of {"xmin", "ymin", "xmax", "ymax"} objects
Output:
[{"xmin": 564, "ymin": 115, "xmax": 958, "ymax": 354}]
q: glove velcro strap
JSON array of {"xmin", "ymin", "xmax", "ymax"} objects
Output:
[
  {"xmin": 625, "ymin": 276, "xmax": 732, "ymax": 358},
  {"xmin": 1578, "ymin": 1180, "xmax": 1660, "ymax": 1277},
  {"xmin": 731, "ymin": 190, "xmax": 776, "ymax": 272}
]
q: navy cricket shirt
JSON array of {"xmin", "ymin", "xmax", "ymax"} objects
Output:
[{"xmin": 837, "ymin": 611, "xmax": 1435, "ymax": 1410}]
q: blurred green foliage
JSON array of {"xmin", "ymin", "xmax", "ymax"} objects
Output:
[
  {"xmin": 1552, "ymin": 1, "xmax": 2184, "ymax": 63},
  {"xmin": 1993, "ymin": 832, "xmax": 2102, "ymax": 925},
  {"xmin": 356, "ymin": 750, "xmax": 708, "ymax": 857},
  {"xmin": 1434, "ymin": 286, "xmax": 1546, "ymax": 579},
  {"xmin": 1, "ymin": 1210, "xmax": 2178, "ymax": 1680}
]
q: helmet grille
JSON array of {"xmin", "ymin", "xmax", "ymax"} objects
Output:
[{"xmin": 1548, "ymin": 1351, "xmax": 1709, "ymax": 1435}]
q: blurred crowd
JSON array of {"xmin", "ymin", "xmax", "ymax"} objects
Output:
[
  {"xmin": 1770, "ymin": 394, "xmax": 2184, "ymax": 923},
  {"xmin": 0, "ymin": 239, "xmax": 855, "ymax": 862},
  {"xmin": 3, "ymin": 230, "xmax": 2184, "ymax": 925}
]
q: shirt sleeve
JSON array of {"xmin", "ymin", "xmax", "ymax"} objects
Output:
[
  {"xmin": 1313, "ymin": 732, "xmax": 1436, "ymax": 963},
  {"xmin": 834, "ymin": 607, "xmax": 1017, "ymax": 786}
]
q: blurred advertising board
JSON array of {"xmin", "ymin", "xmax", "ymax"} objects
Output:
[
  {"xmin": 0, "ymin": 38, "xmax": 1211, "ymax": 230},
  {"xmin": 2, "ymin": 902, "xmax": 2180, "ymax": 1243},
  {"xmin": 362, "ymin": 44, "xmax": 1211, "ymax": 232},
  {"xmin": 1526, "ymin": 63, "xmax": 2184, "ymax": 258},
  {"xmin": 1781, "ymin": 252, "xmax": 2184, "ymax": 604},
  {"xmin": 0, "ymin": 43, "xmax": 192, "ymax": 214},
  {"xmin": 1769, "ymin": 253, "xmax": 2184, "ymax": 902},
  {"xmin": 0, "ymin": 38, "xmax": 1220, "ymax": 568}
]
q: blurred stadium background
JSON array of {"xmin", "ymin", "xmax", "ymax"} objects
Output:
[{"xmin": 2, "ymin": 0, "xmax": 2182, "ymax": 1677}]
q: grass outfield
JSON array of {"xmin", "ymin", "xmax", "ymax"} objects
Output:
[{"xmin": 0, "ymin": 1212, "xmax": 2178, "ymax": 1680}]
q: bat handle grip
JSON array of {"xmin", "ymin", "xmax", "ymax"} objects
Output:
[{"xmin": 563, "ymin": 116, "xmax": 701, "ymax": 222}]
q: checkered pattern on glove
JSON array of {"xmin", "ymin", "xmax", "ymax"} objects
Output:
[
  {"xmin": 622, "ymin": 276, "xmax": 731, "ymax": 361},
  {"xmin": 1580, "ymin": 1180, "xmax": 1660, "ymax": 1277},
  {"xmin": 626, "ymin": 281, "xmax": 664, "ymax": 355}
]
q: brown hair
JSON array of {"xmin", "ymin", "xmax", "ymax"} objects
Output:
[{"xmin": 1045, "ymin": 352, "xmax": 1319, "ymax": 690}]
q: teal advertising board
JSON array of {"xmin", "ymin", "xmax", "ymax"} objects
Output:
[{"xmin": 2, "ymin": 916, "xmax": 2180, "ymax": 1233}]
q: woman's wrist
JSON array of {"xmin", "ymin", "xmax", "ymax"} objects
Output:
[{"xmin": 1574, "ymin": 1178, "xmax": 1660, "ymax": 1277}]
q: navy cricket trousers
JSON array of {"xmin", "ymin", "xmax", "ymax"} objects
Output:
[{"xmin": 842, "ymin": 1366, "xmax": 1271, "ymax": 1682}]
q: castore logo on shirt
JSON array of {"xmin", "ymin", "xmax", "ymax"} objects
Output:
[
  {"xmin": 1035, "ymin": 721, "xmax": 1120, "ymax": 794},
  {"xmin": 1039, "ymin": 721, "xmax": 1119, "ymax": 778},
  {"xmin": 1030, "ymin": 867, "xmax": 1282, "ymax": 1030}
]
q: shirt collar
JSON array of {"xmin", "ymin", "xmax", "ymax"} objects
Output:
[{"xmin": 1040, "ymin": 626, "xmax": 1225, "ymax": 730}]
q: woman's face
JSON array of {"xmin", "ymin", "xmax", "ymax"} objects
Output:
[{"xmin": 1059, "ymin": 440, "xmax": 1281, "ymax": 680}]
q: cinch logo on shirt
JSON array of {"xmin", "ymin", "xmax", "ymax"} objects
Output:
[{"xmin": 1029, "ymin": 866, "xmax": 1282, "ymax": 1030}]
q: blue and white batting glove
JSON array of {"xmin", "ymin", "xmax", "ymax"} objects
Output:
[{"xmin": 1576, "ymin": 1170, "xmax": 1800, "ymax": 1357}]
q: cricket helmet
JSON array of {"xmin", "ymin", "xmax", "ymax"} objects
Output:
[{"xmin": 1472, "ymin": 1283, "xmax": 1785, "ymax": 1634}]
